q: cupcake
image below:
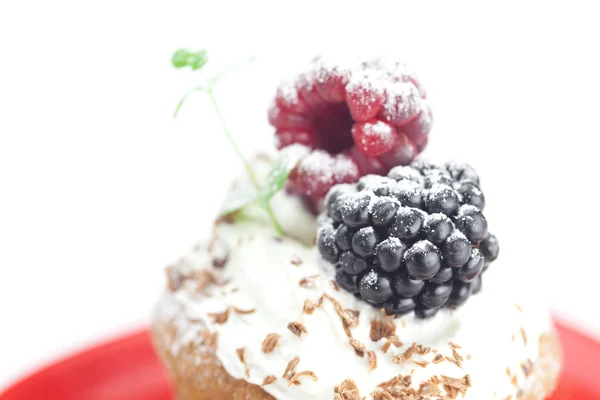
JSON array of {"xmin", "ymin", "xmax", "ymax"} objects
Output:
[{"xmin": 153, "ymin": 54, "xmax": 561, "ymax": 399}]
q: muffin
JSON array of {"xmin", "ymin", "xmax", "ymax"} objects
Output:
[{"xmin": 153, "ymin": 54, "xmax": 561, "ymax": 400}]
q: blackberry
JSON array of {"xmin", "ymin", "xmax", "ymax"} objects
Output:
[
  {"xmin": 384, "ymin": 297, "xmax": 416, "ymax": 317},
  {"xmin": 456, "ymin": 248, "xmax": 484, "ymax": 282},
  {"xmin": 335, "ymin": 268, "xmax": 360, "ymax": 293},
  {"xmin": 423, "ymin": 213, "xmax": 454, "ymax": 244},
  {"xmin": 454, "ymin": 205, "xmax": 488, "ymax": 243},
  {"xmin": 339, "ymin": 251, "xmax": 368, "ymax": 275},
  {"xmin": 418, "ymin": 281, "xmax": 452, "ymax": 309},
  {"xmin": 447, "ymin": 281, "xmax": 472, "ymax": 308},
  {"xmin": 376, "ymin": 237, "xmax": 406, "ymax": 272},
  {"xmin": 335, "ymin": 224, "xmax": 353, "ymax": 251},
  {"xmin": 352, "ymin": 227, "xmax": 378, "ymax": 257},
  {"xmin": 389, "ymin": 207, "xmax": 425, "ymax": 240},
  {"xmin": 404, "ymin": 240, "xmax": 442, "ymax": 280},
  {"xmin": 359, "ymin": 269, "xmax": 394, "ymax": 304},
  {"xmin": 480, "ymin": 233, "xmax": 500, "ymax": 269},
  {"xmin": 317, "ymin": 160, "xmax": 498, "ymax": 318}
]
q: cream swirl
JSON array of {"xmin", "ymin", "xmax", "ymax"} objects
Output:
[{"xmin": 155, "ymin": 181, "xmax": 554, "ymax": 399}]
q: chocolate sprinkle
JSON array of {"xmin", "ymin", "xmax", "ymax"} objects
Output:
[
  {"xmin": 165, "ymin": 266, "xmax": 183, "ymax": 292},
  {"xmin": 368, "ymin": 351, "xmax": 377, "ymax": 372},
  {"xmin": 520, "ymin": 326, "xmax": 528, "ymax": 345},
  {"xmin": 291, "ymin": 255, "xmax": 303, "ymax": 266},
  {"xmin": 349, "ymin": 338, "xmax": 366, "ymax": 357},
  {"xmin": 262, "ymin": 333, "xmax": 281, "ymax": 354},
  {"xmin": 261, "ymin": 375, "xmax": 277, "ymax": 386},
  {"xmin": 288, "ymin": 371, "xmax": 318, "ymax": 386},
  {"xmin": 236, "ymin": 347, "xmax": 250, "ymax": 377},
  {"xmin": 369, "ymin": 315, "xmax": 397, "ymax": 342},
  {"xmin": 334, "ymin": 379, "xmax": 361, "ymax": 400},
  {"xmin": 282, "ymin": 356, "xmax": 300, "ymax": 379},
  {"xmin": 287, "ymin": 321, "xmax": 308, "ymax": 337},
  {"xmin": 299, "ymin": 274, "xmax": 320, "ymax": 288}
]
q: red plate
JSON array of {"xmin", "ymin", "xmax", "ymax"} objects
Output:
[{"xmin": 1, "ymin": 322, "xmax": 599, "ymax": 399}]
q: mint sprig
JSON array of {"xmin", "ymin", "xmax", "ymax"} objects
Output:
[
  {"xmin": 172, "ymin": 49, "xmax": 285, "ymax": 235},
  {"xmin": 259, "ymin": 147, "xmax": 307, "ymax": 207}
]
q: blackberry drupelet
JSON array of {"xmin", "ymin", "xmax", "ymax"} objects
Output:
[{"xmin": 316, "ymin": 160, "xmax": 499, "ymax": 318}]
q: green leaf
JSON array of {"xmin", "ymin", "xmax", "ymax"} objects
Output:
[
  {"xmin": 173, "ymin": 86, "xmax": 205, "ymax": 118},
  {"xmin": 171, "ymin": 49, "xmax": 208, "ymax": 70},
  {"xmin": 259, "ymin": 146, "xmax": 308, "ymax": 206},
  {"xmin": 218, "ymin": 186, "xmax": 258, "ymax": 216}
]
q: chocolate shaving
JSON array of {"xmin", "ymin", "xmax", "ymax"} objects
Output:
[
  {"xmin": 232, "ymin": 307, "xmax": 256, "ymax": 315},
  {"xmin": 391, "ymin": 336, "xmax": 403, "ymax": 348},
  {"xmin": 236, "ymin": 347, "xmax": 250, "ymax": 377},
  {"xmin": 165, "ymin": 265, "xmax": 183, "ymax": 292},
  {"xmin": 506, "ymin": 367, "xmax": 512, "ymax": 377},
  {"xmin": 207, "ymin": 309, "xmax": 230, "ymax": 324},
  {"xmin": 412, "ymin": 360, "xmax": 428, "ymax": 368},
  {"xmin": 261, "ymin": 375, "xmax": 277, "ymax": 386},
  {"xmin": 372, "ymin": 391, "xmax": 393, "ymax": 400},
  {"xmin": 511, "ymin": 375, "xmax": 518, "ymax": 387},
  {"xmin": 288, "ymin": 371, "xmax": 318, "ymax": 386},
  {"xmin": 323, "ymin": 293, "xmax": 360, "ymax": 329},
  {"xmin": 208, "ymin": 306, "xmax": 255, "ymax": 324},
  {"xmin": 196, "ymin": 269, "xmax": 226, "ymax": 293},
  {"xmin": 291, "ymin": 255, "xmax": 303, "ymax": 266},
  {"xmin": 199, "ymin": 329, "xmax": 218, "ymax": 349},
  {"xmin": 381, "ymin": 339, "xmax": 392, "ymax": 353},
  {"xmin": 416, "ymin": 344, "xmax": 431, "ymax": 355},
  {"xmin": 393, "ymin": 342, "xmax": 418, "ymax": 364},
  {"xmin": 298, "ymin": 274, "xmax": 320, "ymax": 288},
  {"xmin": 262, "ymin": 333, "xmax": 281, "ymax": 354},
  {"xmin": 448, "ymin": 341, "xmax": 462, "ymax": 349},
  {"xmin": 302, "ymin": 296, "xmax": 324, "ymax": 315},
  {"xmin": 368, "ymin": 351, "xmax": 377, "ymax": 371},
  {"xmin": 377, "ymin": 374, "xmax": 411, "ymax": 389},
  {"xmin": 370, "ymin": 315, "xmax": 397, "ymax": 342},
  {"xmin": 282, "ymin": 356, "xmax": 300, "ymax": 379},
  {"xmin": 441, "ymin": 375, "xmax": 470, "ymax": 396},
  {"xmin": 429, "ymin": 375, "xmax": 441, "ymax": 385},
  {"xmin": 520, "ymin": 326, "xmax": 528, "ymax": 345},
  {"xmin": 331, "ymin": 280, "xmax": 340, "ymax": 291},
  {"xmin": 212, "ymin": 253, "xmax": 229, "ymax": 268},
  {"xmin": 514, "ymin": 303, "xmax": 523, "ymax": 313},
  {"xmin": 521, "ymin": 359, "xmax": 534, "ymax": 377},
  {"xmin": 287, "ymin": 321, "xmax": 308, "ymax": 337},
  {"xmin": 349, "ymin": 338, "xmax": 366, "ymax": 357},
  {"xmin": 465, "ymin": 374, "xmax": 472, "ymax": 387},
  {"xmin": 334, "ymin": 379, "xmax": 361, "ymax": 400},
  {"xmin": 419, "ymin": 381, "xmax": 442, "ymax": 396},
  {"xmin": 445, "ymin": 345, "xmax": 465, "ymax": 368},
  {"xmin": 433, "ymin": 354, "xmax": 444, "ymax": 364}
]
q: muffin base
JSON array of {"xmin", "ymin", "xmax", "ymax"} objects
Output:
[{"xmin": 152, "ymin": 303, "xmax": 561, "ymax": 400}]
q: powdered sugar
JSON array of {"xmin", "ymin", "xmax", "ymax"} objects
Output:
[
  {"xmin": 358, "ymin": 121, "xmax": 395, "ymax": 147},
  {"xmin": 299, "ymin": 150, "xmax": 359, "ymax": 184},
  {"xmin": 380, "ymin": 81, "xmax": 422, "ymax": 126}
]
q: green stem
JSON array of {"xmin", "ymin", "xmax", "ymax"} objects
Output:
[{"xmin": 202, "ymin": 72, "xmax": 285, "ymax": 236}]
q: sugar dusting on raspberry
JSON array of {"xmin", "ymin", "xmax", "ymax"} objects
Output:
[
  {"xmin": 359, "ymin": 121, "xmax": 395, "ymax": 147},
  {"xmin": 380, "ymin": 82, "xmax": 422, "ymax": 126},
  {"xmin": 270, "ymin": 54, "xmax": 432, "ymax": 199}
]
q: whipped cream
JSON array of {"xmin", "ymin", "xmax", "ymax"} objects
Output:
[{"xmin": 154, "ymin": 162, "xmax": 555, "ymax": 400}]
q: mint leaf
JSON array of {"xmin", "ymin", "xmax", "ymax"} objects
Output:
[
  {"xmin": 171, "ymin": 49, "xmax": 208, "ymax": 70},
  {"xmin": 218, "ymin": 186, "xmax": 258, "ymax": 216},
  {"xmin": 259, "ymin": 146, "xmax": 308, "ymax": 206}
]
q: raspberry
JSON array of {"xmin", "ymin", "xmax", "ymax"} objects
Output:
[
  {"xmin": 316, "ymin": 160, "xmax": 498, "ymax": 318},
  {"xmin": 270, "ymin": 56, "xmax": 431, "ymax": 199}
]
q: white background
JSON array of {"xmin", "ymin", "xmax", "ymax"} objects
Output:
[{"xmin": 1, "ymin": 0, "xmax": 599, "ymax": 389}]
